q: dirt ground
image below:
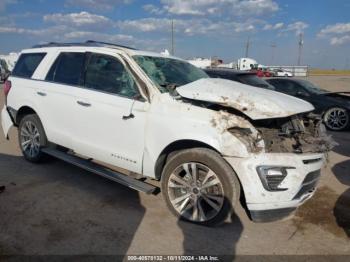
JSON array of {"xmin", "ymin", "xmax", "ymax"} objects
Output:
[{"xmin": 0, "ymin": 76, "xmax": 349, "ymax": 257}]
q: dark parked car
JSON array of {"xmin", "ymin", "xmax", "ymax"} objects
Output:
[
  {"xmin": 266, "ymin": 78, "xmax": 350, "ymax": 131},
  {"xmin": 204, "ymin": 68, "xmax": 275, "ymax": 90}
]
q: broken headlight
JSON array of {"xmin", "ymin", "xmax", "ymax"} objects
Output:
[{"xmin": 256, "ymin": 166, "xmax": 295, "ymax": 192}]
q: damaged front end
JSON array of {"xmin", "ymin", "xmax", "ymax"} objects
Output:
[{"xmin": 254, "ymin": 113, "xmax": 335, "ymax": 154}]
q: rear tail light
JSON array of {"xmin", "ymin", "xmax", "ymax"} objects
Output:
[
  {"xmin": 4, "ymin": 80, "xmax": 11, "ymax": 104},
  {"xmin": 4, "ymin": 80, "xmax": 11, "ymax": 96}
]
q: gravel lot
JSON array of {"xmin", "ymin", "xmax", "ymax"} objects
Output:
[{"xmin": 0, "ymin": 76, "xmax": 349, "ymax": 257}]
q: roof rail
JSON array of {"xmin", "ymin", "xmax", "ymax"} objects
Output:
[
  {"xmin": 85, "ymin": 40, "xmax": 137, "ymax": 50},
  {"xmin": 32, "ymin": 40, "xmax": 137, "ymax": 50},
  {"xmin": 32, "ymin": 42, "xmax": 86, "ymax": 48}
]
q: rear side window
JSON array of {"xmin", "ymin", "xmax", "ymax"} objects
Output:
[
  {"xmin": 46, "ymin": 52, "xmax": 85, "ymax": 86},
  {"xmin": 12, "ymin": 53, "xmax": 46, "ymax": 78}
]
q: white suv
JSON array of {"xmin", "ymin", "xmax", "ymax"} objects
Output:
[{"xmin": 1, "ymin": 41, "xmax": 332, "ymax": 226}]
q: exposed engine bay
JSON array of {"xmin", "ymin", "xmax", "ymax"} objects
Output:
[
  {"xmin": 184, "ymin": 97, "xmax": 335, "ymax": 154},
  {"xmin": 253, "ymin": 113, "xmax": 335, "ymax": 153}
]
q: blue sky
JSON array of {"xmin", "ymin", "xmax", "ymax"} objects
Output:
[{"xmin": 0, "ymin": 0, "xmax": 349, "ymax": 68}]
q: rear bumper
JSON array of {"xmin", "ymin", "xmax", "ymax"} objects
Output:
[{"xmin": 1, "ymin": 106, "xmax": 14, "ymax": 139}]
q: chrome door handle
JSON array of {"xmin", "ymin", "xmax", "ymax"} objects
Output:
[
  {"xmin": 37, "ymin": 91, "xmax": 47, "ymax": 96},
  {"xmin": 77, "ymin": 101, "xmax": 91, "ymax": 107}
]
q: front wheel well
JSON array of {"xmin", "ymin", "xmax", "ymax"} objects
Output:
[
  {"xmin": 15, "ymin": 106, "xmax": 37, "ymax": 126},
  {"xmin": 154, "ymin": 140, "xmax": 220, "ymax": 180}
]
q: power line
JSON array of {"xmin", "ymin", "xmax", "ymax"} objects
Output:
[{"xmin": 344, "ymin": 57, "xmax": 349, "ymax": 70}]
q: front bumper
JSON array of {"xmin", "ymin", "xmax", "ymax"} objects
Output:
[
  {"xmin": 250, "ymin": 207, "xmax": 296, "ymax": 222},
  {"xmin": 225, "ymin": 152, "xmax": 325, "ymax": 222}
]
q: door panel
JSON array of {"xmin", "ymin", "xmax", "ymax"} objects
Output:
[
  {"xmin": 72, "ymin": 89, "xmax": 147, "ymax": 173},
  {"xmin": 35, "ymin": 82, "xmax": 79, "ymax": 149},
  {"xmin": 70, "ymin": 53, "xmax": 147, "ymax": 174},
  {"xmin": 36, "ymin": 52, "xmax": 86, "ymax": 148}
]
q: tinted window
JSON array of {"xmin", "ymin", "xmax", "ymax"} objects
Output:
[
  {"xmin": 46, "ymin": 52, "xmax": 85, "ymax": 86},
  {"xmin": 206, "ymin": 71, "xmax": 239, "ymax": 81},
  {"xmin": 85, "ymin": 54, "xmax": 138, "ymax": 98},
  {"xmin": 270, "ymin": 80, "xmax": 298, "ymax": 95},
  {"xmin": 12, "ymin": 53, "xmax": 46, "ymax": 78}
]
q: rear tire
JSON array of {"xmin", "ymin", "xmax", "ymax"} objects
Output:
[
  {"xmin": 161, "ymin": 148, "xmax": 240, "ymax": 226},
  {"xmin": 18, "ymin": 114, "xmax": 48, "ymax": 163}
]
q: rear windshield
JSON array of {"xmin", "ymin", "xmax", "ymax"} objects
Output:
[{"xmin": 12, "ymin": 53, "xmax": 46, "ymax": 78}]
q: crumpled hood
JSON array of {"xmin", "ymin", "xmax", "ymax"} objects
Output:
[{"xmin": 176, "ymin": 78, "xmax": 314, "ymax": 120}]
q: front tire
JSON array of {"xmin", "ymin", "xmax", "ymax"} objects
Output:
[
  {"xmin": 323, "ymin": 107, "xmax": 349, "ymax": 131},
  {"xmin": 18, "ymin": 114, "xmax": 48, "ymax": 162},
  {"xmin": 161, "ymin": 148, "xmax": 240, "ymax": 226}
]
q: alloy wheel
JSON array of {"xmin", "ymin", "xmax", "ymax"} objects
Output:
[
  {"xmin": 167, "ymin": 162, "xmax": 225, "ymax": 223},
  {"xmin": 20, "ymin": 121, "xmax": 41, "ymax": 158},
  {"xmin": 324, "ymin": 108, "xmax": 349, "ymax": 131}
]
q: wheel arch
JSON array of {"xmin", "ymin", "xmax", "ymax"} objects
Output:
[
  {"xmin": 15, "ymin": 106, "xmax": 39, "ymax": 126},
  {"xmin": 153, "ymin": 139, "xmax": 221, "ymax": 180}
]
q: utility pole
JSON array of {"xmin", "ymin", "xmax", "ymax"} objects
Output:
[
  {"xmin": 171, "ymin": 19, "xmax": 174, "ymax": 55},
  {"xmin": 297, "ymin": 33, "xmax": 304, "ymax": 66},
  {"xmin": 270, "ymin": 43, "xmax": 276, "ymax": 65},
  {"xmin": 245, "ymin": 36, "xmax": 250, "ymax": 57},
  {"xmin": 344, "ymin": 57, "xmax": 349, "ymax": 70}
]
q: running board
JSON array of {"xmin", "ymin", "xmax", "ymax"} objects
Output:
[{"xmin": 42, "ymin": 148, "xmax": 157, "ymax": 194}]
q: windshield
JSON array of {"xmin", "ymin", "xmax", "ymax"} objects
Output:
[
  {"xmin": 238, "ymin": 74, "xmax": 275, "ymax": 90},
  {"xmin": 133, "ymin": 55, "xmax": 208, "ymax": 93},
  {"xmin": 297, "ymin": 80, "xmax": 328, "ymax": 94}
]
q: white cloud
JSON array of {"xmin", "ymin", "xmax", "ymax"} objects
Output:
[
  {"xmin": 0, "ymin": 24, "xmax": 136, "ymax": 45},
  {"xmin": 142, "ymin": 4, "xmax": 164, "ymax": 15},
  {"xmin": 284, "ymin": 21, "xmax": 308, "ymax": 35},
  {"xmin": 319, "ymin": 23, "xmax": 350, "ymax": 35},
  {"xmin": 117, "ymin": 18, "xmax": 171, "ymax": 32},
  {"xmin": 233, "ymin": 0, "xmax": 279, "ymax": 16},
  {"xmin": 157, "ymin": 0, "xmax": 278, "ymax": 16},
  {"xmin": 117, "ymin": 18, "xmax": 256, "ymax": 36},
  {"xmin": 330, "ymin": 35, "xmax": 350, "ymax": 46},
  {"xmin": 318, "ymin": 23, "xmax": 350, "ymax": 46},
  {"xmin": 0, "ymin": 25, "xmax": 67, "ymax": 36},
  {"xmin": 64, "ymin": 0, "xmax": 132, "ymax": 11},
  {"xmin": 263, "ymin": 22, "xmax": 284, "ymax": 30},
  {"xmin": 44, "ymin": 12, "xmax": 112, "ymax": 28}
]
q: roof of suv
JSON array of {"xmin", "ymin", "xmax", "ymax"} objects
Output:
[
  {"xmin": 32, "ymin": 40, "xmax": 136, "ymax": 50},
  {"xmin": 27, "ymin": 40, "xmax": 182, "ymax": 60}
]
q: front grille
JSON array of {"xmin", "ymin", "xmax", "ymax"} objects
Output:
[{"xmin": 293, "ymin": 170, "xmax": 321, "ymax": 200}]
